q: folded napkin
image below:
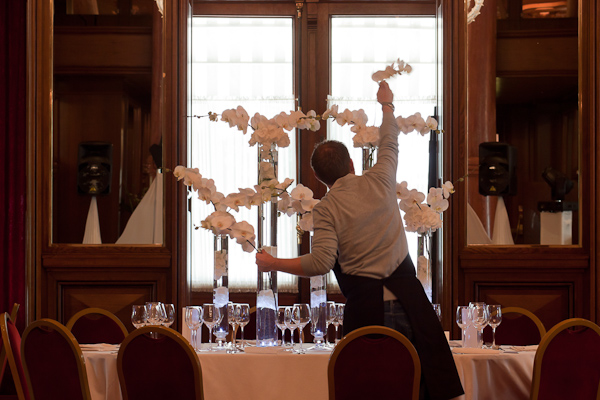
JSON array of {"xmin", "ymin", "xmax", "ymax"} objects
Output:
[
  {"xmin": 452, "ymin": 347, "xmax": 502, "ymax": 354},
  {"xmin": 79, "ymin": 343, "xmax": 120, "ymax": 352},
  {"xmin": 510, "ymin": 345, "xmax": 539, "ymax": 352}
]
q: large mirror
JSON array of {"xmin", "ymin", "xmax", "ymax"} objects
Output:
[
  {"xmin": 466, "ymin": 0, "xmax": 579, "ymax": 246},
  {"xmin": 51, "ymin": 0, "xmax": 165, "ymax": 244}
]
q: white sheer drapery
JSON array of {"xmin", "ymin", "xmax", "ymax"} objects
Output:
[
  {"xmin": 189, "ymin": 17, "xmax": 298, "ymax": 292},
  {"xmin": 329, "ymin": 17, "xmax": 437, "ymax": 269}
]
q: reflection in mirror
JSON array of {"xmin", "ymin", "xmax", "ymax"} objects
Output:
[
  {"xmin": 52, "ymin": 0, "xmax": 164, "ymax": 244},
  {"xmin": 466, "ymin": 0, "xmax": 578, "ymax": 246}
]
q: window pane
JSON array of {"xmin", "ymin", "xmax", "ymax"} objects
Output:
[
  {"xmin": 190, "ymin": 17, "xmax": 298, "ymax": 292},
  {"xmin": 330, "ymin": 16, "xmax": 437, "ymax": 268}
]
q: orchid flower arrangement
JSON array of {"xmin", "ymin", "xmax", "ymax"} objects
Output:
[{"xmin": 396, "ymin": 181, "xmax": 455, "ymax": 235}]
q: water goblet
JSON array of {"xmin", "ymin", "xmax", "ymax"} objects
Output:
[
  {"xmin": 145, "ymin": 302, "xmax": 165, "ymax": 326},
  {"xmin": 292, "ymin": 303, "xmax": 310, "ymax": 354},
  {"xmin": 488, "ymin": 305, "xmax": 502, "ymax": 349},
  {"xmin": 285, "ymin": 306, "xmax": 297, "ymax": 349},
  {"xmin": 162, "ymin": 303, "xmax": 175, "ymax": 328},
  {"xmin": 185, "ymin": 306, "xmax": 203, "ymax": 352},
  {"xmin": 227, "ymin": 302, "xmax": 239, "ymax": 352},
  {"xmin": 328, "ymin": 302, "xmax": 340, "ymax": 344},
  {"xmin": 276, "ymin": 306, "xmax": 288, "ymax": 347},
  {"xmin": 131, "ymin": 305, "xmax": 148, "ymax": 329},
  {"xmin": 325, "ymin": 301, "xmax": 336, "ymax": 347},
  {"xmin": 235, "ymin": 303, "xmax": 250, "ymax": 349},
  {"xmin": 202, "ymin": 304, "xmax": 221, "ymax": 350},
  {"xmin": 336, "ymin": 303, "xmax": 345, "ymax": 342},
  {"xmin": 471, "ymin": 304, "xmax": 490, "ymax": 348},
  {"xmin": 456, "ymin": 306, "xmax": 471, "ymax": 348}
]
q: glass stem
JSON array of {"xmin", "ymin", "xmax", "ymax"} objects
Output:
[
  {"xmin": 241, "ymin": 327, "xmax": 245, "ymax": 348},
  {"xmin": 492, "ymin": 327, "xmax": 496, "ymax": 348},
  {"xmin": 290, "ymin": 328, "xmax": 295, "ymax": 345}
]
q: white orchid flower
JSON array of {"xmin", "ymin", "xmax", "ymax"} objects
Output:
[
  {"xmin": 229, "ymin": 221, "xmax": 256, "ymax": 253},
  {"xmin": 277, "ymin": 192, "xmax": 292, "ymax": 213},
  {"xmin": 300, "ymin": 198, "xmax": 320, "ymax": 213},
  {"xmin": 396, "ymin": 181, "xmax": 410, "ymax": 199},
  {"xmin": 298, "ymin": 213, "xmax": 314, "ymax": 232},
  {"xmin": 214, "ymin": 250, "xmax": 228, "ymax": 279},
  {"xmin": 321, "ymin": 104, "xmax": 338, "ymax": 120},
  {"xmin": 291, "ymin": 184, "xmax": 314, "ymax": 201},
  {"xmin": 425, "ymin": 116, "xmax": 438, "ymax": 131},
  {"xmin": 395, "ymin": 116, "xmax": 411, "ymax": 134},
  {"xmin": 203, "ymin": 211, "xmax": 235, "ymax": 235},
  {"xmin": 276, "ymin": 178, "xmax": 294, "ymax": 191},
  {"xmin": 442, "ymin": 181, "xmax": 454, "ymax": 198},
  {"xmin": 335, "ymin": 109, "xmax": 354, "ymax": 126},
  {"xmin": 427, "ymin": 187, "xmax": 444, "ymax": 206},
  {"xmin": 259, "ymin": 162, "xmax": 276, "ymax": 181}
]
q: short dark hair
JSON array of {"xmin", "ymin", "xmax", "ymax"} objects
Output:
[{"xmin": 310, "ymin": 140, "xmax": 352, "ymax": 186}]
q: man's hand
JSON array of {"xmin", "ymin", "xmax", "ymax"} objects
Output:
[
  {"xmin": 377, "ymin": 81, "xmax": 393, "ymax": 104},
  {"xmin": 256, "ymin": 250, "xmax": 277, "ymax": 273}
]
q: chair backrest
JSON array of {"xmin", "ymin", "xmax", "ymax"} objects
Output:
[
  {"xmin": 117, "ymin": 325, "xmax": 204, "ymax": 400},
  {"xmin": 1, "ymin": 302, "xmax": 20, "ymax": 385},
  {"xmin": 530, "ymin": 318, "xmax": 600, "ymax": 400},
  {"xmin": 21, "ymin": 319, "xmax": 92, "ymax": 400},
  {"xmin": 66, "ymin": 307, "xmax": 129, "ymax": 344},
  {"xmin": 0, "ymin": 312, "xmax": 30, "ymax": 400},
  {"xmin": 483, "ymin": 306, "xmax": 546, "ymax": 345},
  {"xmin": 328, "ymin": 325, "xmax": 421, "ymax": 400}
]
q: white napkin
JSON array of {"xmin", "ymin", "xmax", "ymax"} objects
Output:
[
  {"xmin": 452, "ymin": 347, "xmax": 502, "ymax": 354},
  {"xmin": 510, "ymin": 345, "xmax": 539, "ymax": 352}
]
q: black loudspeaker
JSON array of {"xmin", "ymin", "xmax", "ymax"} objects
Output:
[
  {"xmin": 478, "ymin": 142, "xmax": 517, "ymax": 196},
  {"xmin": 77, "ymin": 142, "xmax": 113, "ymax": 195}
]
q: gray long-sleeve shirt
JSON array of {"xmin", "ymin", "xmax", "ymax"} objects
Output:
[{"xmin": 300, "ymin": 111, "xmax": 409, "ymax": 279}]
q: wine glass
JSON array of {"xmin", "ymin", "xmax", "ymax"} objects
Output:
[
  {"xmin": 227, "ymin": 302, "xmax": 239, "ymax": 352},
  {"xmin": 131, "ymin": 305, "xmax": 148, "ymax": 329},
  {"xmin": 235, "ymin": 303, "xmax": 250, "ymax": 349},
  {"xmin": 145, "ymin": 302, "xmax": 165, "ymax": 326},
  {"xmin": 470, "ymin": 304, "xmax": 490, "ymax": 348},
  {"xmin": 276, "ymin": 306, "xmax": 288, "ymax": 347},
  {"xmin": 336, "ymin": 303, "xmax": 345, "ymax": 342},
  {"xmin": 185, "ymin": 306, "xmax": 203, "ymax": 352},
  {"xmin": 328, "ymin": 302, "xmax": 340, "ymax": 344},
  {"xmin": 432, "ymin": 304, "xmax": 442, "ymax": 322},
  {"xmin": 325, "ymin": 301, "xmax": 336, "ymax": 347},
  {"xmin": 284, "ymin": 306, "xmax": 297, "ymax": 349},
  {"xmin": 488, "ymin": 305, "xmax": 502, "ymax": 349},
  {"xmin": 202, "ymin": 304, "xmax": 221, "ymax": 350},
  {"xmin": 456, "ymin": 306, "xmax": 471, "ymax": 347},
  {"xmin": 292, "ymin": 303, "xmax": 310, "ymax": 354},
  {"xmin": 162, "ymin": 303, "xmax": 175, "ymax": 328}
]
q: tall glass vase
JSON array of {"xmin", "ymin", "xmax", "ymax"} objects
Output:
[
  {"xmin": 310, "ymin": 274, "xmax": 327, "ymax": 346},
  {"xmin": 417, "ymin": 233, "xmax": 432, "ymax": 302},
  {"xmin": 362, "ymin": 147, "xmax": 376, "ymax": 171},
  {"xmin": 213, "ymin": 234, "xmax": 229, "ymax": 348},
  {"xmin": 256, "ymin": 144, "xmax": 278, "ymax": 347}
]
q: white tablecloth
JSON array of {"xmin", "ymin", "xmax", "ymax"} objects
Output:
[{"xmin": 83, "ymin": 343, "xmax": 536, "ymax": 400}]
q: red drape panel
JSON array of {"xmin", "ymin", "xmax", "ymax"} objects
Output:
[{"xmin": 0, "ymin": 0, "xmax": 27, "ymax": 333}]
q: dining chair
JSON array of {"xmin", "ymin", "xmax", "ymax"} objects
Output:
[
  {"xmin": 328, "ymin": 325, "xmax": 421, "ymax": 400},
  {"xmin": 66, "ymin": 307, "xmax": 129, "ymax": 344},
  {"xmin": 117, "ymin": 325, "xmax": 204, "ymax": 400},
  {"xmin": 530, "ymin": 318, "xmax": 600, "ymax": 400},
  {"xmin": 482, "ymin": 306, "xmax": 546, "ymax": 345},
  {"xmin": 1, "ymin": 303, "xmax": 20, "ymax": 380},
  {"xmin": 0, "ymin": 312, "xmax": 30, "ymax": 400},
  {"xmin": 21, "ymin": 318, "xmax": 92, "ymax": 400}
]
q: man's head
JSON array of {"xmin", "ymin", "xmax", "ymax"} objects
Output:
[{"xmin": 310, "ymin": 140, "xmax": 354, "ymax": 187}]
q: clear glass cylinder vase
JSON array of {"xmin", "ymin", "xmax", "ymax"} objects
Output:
[
  {"xmin": 417, "ymin": 233, "xmax": 432, "ymax": 302},
  {"xmin": 362, "ymin": 147, "xmax": 375, "ymax": 171},
  {"xmin": 213, "ymin": 234, "xmax": 229, "ymax": 346},
  {"xmin": 309, "ymin": 274, "xmax": 327, "ymax": 345}
]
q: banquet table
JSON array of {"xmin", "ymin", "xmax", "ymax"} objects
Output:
[{"xmin": 82, "ymin": 341, "xmax": 536, "ymax": 400}]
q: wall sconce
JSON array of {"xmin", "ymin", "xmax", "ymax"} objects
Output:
[{"xmin": 467, "ymin": 0, "xmax": 485, "ymax": 24}]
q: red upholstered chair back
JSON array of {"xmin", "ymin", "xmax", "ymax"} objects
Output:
[
  {"xmin": 328, "ymin": 325, "xmax": 421, "ymax": 400},
  {"xmin": 21, "ymin": 319, "xmax": 92, "ymax": 400},
  {"xmin": 117, "ymin": 325, "xmax": 204, "ymax": 400},
  {"xmin": 482, "ymin": 306, "xmax": 546, "ymax": 345},
  {"xmin": 530, "ymin": 318, "xmax": 600, "ymax": 400},
  {"xmin": 66, "ymin": 308, "xmax": 129, "ymax": 344},
  {"xmin": 1, "ymin": 312, "xmax": 30, "ymax": 400}
]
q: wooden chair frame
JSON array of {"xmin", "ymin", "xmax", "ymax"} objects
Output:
[
  {"xmin": 502, "ymin": 306, "xmax": 547, "ymax": 339},
  {"xmin": 530, "ymin": 318, "xmax": 600, "ymax": 400},
  {"xmin": 21, "ymin": 318, "xmax": 92, "ymax": 400},
  {"xmin": 0, "ymin": 312, "xmax": 27, "ymax": 400},
  {"xmin": 117, "ymin": 325, "xmax": 204, "ymax": 400},
  {"xmin": 66, "ymin": 307, "xmax": 129, "ymax": 339},
  {"xmin": 328, "ymin": 325, "xmax": 421, "ymax": 400}
]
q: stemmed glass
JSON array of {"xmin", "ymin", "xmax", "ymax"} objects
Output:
[
  {"xmin": 325, "ymin": 301, "xmax": 336, "ymax": 347},
  {"xmin": 432, "ymin": 304, "xmax": 442, "ymax": 322},
  {"xmin": 285, "ymin": 306, "xmax": 297, "ymax": 349},
  {"xmin": 277, "ymin": 306, "xmax": 288, "ymax": 347},
  {"xmin": 185, "ymin": 306, "xmax": 203, "ymax": 352},
  {"xmin": 292, "ymin": 303, "xmax": 310, "ymax": 354},
  {"xmin": 145, "ymin": 302, "xmax": 166, "ymax": 325},
  {"xmin": 202, "ymin": 304, "xmax": 222, "ymax": 350},
  {"xmin": 488, "ymin": 305, "xmax": 502, "ymax": 349},
  {"xmin": 336, "ymin": 303, "xmax": 345, "ymax": 343},
  {"xmin": 227, "ymin": 302, "xmax": 239, "ymax": 352},
  {"xmin": 235, "ymin": 303, "xmax": 250, "ymax": 349},
  {"xmin": 471, "ymin": 303, "xmax": 490, "ymax": 348},
  {"xmin": 162, "ymin": 303, "xmax": 175, "ymax": 328},
  {"xmin": 131, "ymin": 305, "xmax": 148, "ymax": 329},
  {"xmin": 328, "ymin": 302, "xmax": 340, "ymax": 344},
  {"xmin": 456, "ymin": 306, "xmax": 472, "ymax": 348}
]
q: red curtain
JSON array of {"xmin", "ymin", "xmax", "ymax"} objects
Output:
[{"xmin": 0, "ymin": 0, "xmax": 27, "ymax": 332}]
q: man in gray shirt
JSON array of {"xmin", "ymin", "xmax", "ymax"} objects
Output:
[{"xmin": 256, "ymin": 81, "xmax": 463, "ymax": 400}]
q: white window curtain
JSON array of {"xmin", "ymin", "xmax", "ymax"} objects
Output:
[
  {"xmin": 189, "ymin": 17, "xmax": 298, "ymax": 292},
  {"xmin": 329, "ymin": 17, "xmax": 437, "ymax": 267}
]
